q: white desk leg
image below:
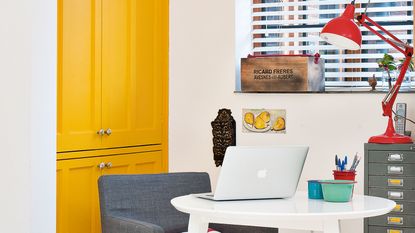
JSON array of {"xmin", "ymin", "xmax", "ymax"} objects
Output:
[
  {"xmin": 188, "ymin": 215, "xmax": 209, "ymax": 233},
  {"xmin": 323, "ymin": 220, "xmax": 340, "ymax": 233}
]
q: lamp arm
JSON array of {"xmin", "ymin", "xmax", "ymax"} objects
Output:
[
  {"xmin": 364, "ymin": 0, "xmax": 370, "ymax": 15},
  {"xmin": 382, "ymin": 56, "xmax": 412, "ymax": 117},
  {"xmin": 387, "ymin": 38, "xmax": 411, "ymax": 49},
  {"xmin": 357, "ymin": 13, "xmax": 413, "ymax": 119},
  {"xmin": 357, "ymin": 14, "xmax": 411, "ymax": 54}
]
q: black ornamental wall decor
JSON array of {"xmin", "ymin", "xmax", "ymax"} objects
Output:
[{"xmin": 211, "ymin": 109, "xmax": 236, "ymax": 167}]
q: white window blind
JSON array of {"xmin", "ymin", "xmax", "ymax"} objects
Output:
[{"xmin": 252, "ymin": 0, "xmax": 414, "ymax": 88}]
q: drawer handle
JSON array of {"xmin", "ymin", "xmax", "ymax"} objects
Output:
[
  {"xmin": 392, "ymin": 204, "xmax": 404, "ymax": 213},
  {"xmin": 388, "ymin": 229, "xmax": 403, "ymax": 233},
  {"xmin": 105, "ymin": 128, "xmax": 112, "ymax": 136},
  {"xmin": 388, "ymin": 216, "xmax": 403, "ymax": 225},
  {"xmin": 388, "ymin": 191, "xmax": 403, "ymax": 199},
  {"xmin": 388, "ymin": 179, "xmax": 404, "ymax": 187},
  {"xmin": 97, "ymin": 162, "xmax": 106, "ymax": 170},
  {"xmin": 97, "ymin": 129, "xmax": 105, "ymax": 136},
  {"xmin": 388, "ymin": 166, "xmax": 404, "ymax": 174},
  {"xmin": 388, "ymin": 153, "xmax": 404, "ymax": 162}
]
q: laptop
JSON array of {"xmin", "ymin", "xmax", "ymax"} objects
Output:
[{"xmin": 194, "ymin": 145, "xmax": 309, "ymax": 201}]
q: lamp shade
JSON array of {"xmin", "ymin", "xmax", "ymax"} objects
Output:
[{"xmin": 320, "ymin": 4, "xmax": 362, "ymax": 50}]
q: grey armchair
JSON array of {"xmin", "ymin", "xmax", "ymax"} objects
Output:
[{"xmin": 98, "ymin": 172, "xmax": 278, "ymax": 233}]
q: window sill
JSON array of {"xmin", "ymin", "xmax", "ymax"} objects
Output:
[{"xmin": 235, "ymin": 87, "xmax": 415, "ymax": 94}]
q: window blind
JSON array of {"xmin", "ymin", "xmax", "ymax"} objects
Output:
[{"xmin": 252, "ymin": 0, "xmax": 414, "ymax": 88}]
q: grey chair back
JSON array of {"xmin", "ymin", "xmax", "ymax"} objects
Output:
[{"xmin": 98, "ymin": 172, "xmax": 211, "ymax": 233}]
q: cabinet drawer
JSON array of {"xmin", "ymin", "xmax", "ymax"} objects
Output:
[
  {"xmin": 368, "ymin": 151, "xmax": 415, "ymax": 164},
  {"xmin": 368, "ymin": 164, "xmax": 415, "ymax": 176},
  {"xmin": 369, "ymin": 215, "xmax": 415, "ymax": 227},
  {"xmin": 369, "ymin": 176, "xmax": 415, "ymax": 189},
  {"xmin": 369, "ymin": 225, "xmax": 415, "ymax": 233},
  {"xmin": 389, "ymin": 202, "xmax": 415, "ymax": 215},
  {"xmin": 369, "ymin": 188, "xmax": 415, "ymax": 202}
]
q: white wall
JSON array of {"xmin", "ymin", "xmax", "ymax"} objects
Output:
[
  {"xmin": 0, "ymin": 1, "xmax": 56, "ymax": 233},
  {"xmin": 170, "ymin": 1, "xmax": 415, "ymax": 233}
]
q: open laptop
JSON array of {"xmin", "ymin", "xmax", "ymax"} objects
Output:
[{"xmin": 195, "ymin": 145, "xmax": 309, "ymax": 201}]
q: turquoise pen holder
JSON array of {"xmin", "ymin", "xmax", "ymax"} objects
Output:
[{"xmin": 308, "ymin": 180, "xmax": 323, "ymax": 199}]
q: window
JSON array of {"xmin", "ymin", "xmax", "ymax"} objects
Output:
[{"xmin": 245, "ymin": 0, "xmax": 414, "ymax": 90}]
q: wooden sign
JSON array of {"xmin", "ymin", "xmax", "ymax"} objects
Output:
[{"xmin": 241, "ymin": 56, "xmax": 325, "ymax": 92}]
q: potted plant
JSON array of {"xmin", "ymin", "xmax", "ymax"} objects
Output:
[{"xmin": 378, "ymin": 53, "xmax": 397, "ymax": 90}]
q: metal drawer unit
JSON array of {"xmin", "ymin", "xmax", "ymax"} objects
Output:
[{"xmin": 365, "ymin": 143, "xmax": 415, "ymax": 233}]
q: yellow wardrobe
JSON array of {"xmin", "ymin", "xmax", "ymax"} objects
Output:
[{"xmin": 56, "ymin": 0, "xmax": 168, "ymax": 232}]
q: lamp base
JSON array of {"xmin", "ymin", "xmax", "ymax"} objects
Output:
[{"xmin": 368, "ymin": 133, "xmax": 413, "ymax": 144}]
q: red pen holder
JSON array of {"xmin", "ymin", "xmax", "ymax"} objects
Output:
[{"xmin": 333, "ymin": 170, "xmax": 356, "ymax": 181}]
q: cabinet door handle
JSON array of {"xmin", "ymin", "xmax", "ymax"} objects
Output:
[
  {"xmin": 388, "ymin": 229, "xmax": 403, "ymax": 233},
  {"xmin": 388, "ymin": 179, "xmax": 404, "ymax": 187},
  {"xmin": 105, "ymin": 128, "xmax": 112, "ymax": 136},
  {"xmin": 392, "ymin": 204, "xmax": 404, "ymax": 213},
  {"xmin": 388, "ymin": 191, "xmax": 404, "ymax": 200},
  {"xmin": 387, "ymin": 216, "xmax": 403, "ymax": 225},
  {"xmin": 97, "ymin": 129, "xmax": 105, "ymax": 136},
  {"xmin": 97, "ymin": 162, "xmax": 106, "ymax": 170},
  {"xmin": 105, "ymin": 162, "xmax": 112, "ymax": 168},
  {"xmin": 388, "ymin": 153, "xmax": 403, "ymax": 162},
  {"xmin": 388, "ymin": 166, "xmax": 404, "ymax": 174}
]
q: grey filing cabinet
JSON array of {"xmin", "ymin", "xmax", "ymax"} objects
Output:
[{"xmin": 365, "ymin": 143, "xmax": 415, "ymax": 233}]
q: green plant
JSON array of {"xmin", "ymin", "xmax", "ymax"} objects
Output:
[
  {"xmin": 398, "ymin": 58, "xmax": 414, "ymax": 72},
  {"xmin": 378, "ymin": 53, "xmax": 397, "ymax": 89}
]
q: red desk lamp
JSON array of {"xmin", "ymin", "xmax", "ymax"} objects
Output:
[{"xmin": 320, "ymin": 0, "xmax": 413, "ymax": 144}]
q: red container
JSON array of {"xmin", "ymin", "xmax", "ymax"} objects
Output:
[{"xmin": 333, "ymin": 170, "xmax": 356, "ymax": 181}]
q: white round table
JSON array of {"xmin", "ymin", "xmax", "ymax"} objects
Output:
[{"xmin": 171, "ymin": 192, "xmax": 395, "ymax": 233}]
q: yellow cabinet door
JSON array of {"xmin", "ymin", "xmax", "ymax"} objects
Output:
[
  {"xmin": 101, "ymin": 0, "xmax": 167, "ymax": 148},
  {"xmin": 57, "ymin": 0, "xmax": 103, "ymax": 152},
  {"xmin": 57, "ymin": 150, "xmax": 165, "ymax": 233},
  {"xmin": 57, "ymin": 156, "xmax": 102, "ymax": 233},
  {"xmin": 58, "ymin": 0, "xmax": 168, "ymax": 152}
]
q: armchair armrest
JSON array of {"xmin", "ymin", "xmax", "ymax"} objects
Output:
[{"xmin": 102, "ymin": 215, "xmax": 164, "ymax": 233}]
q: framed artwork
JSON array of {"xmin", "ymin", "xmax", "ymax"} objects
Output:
[{"xmin": 242, "ymin": 109, "xmax": 286, "ymax": 134}]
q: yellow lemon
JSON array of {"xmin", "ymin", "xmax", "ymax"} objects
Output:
[
  {"xmin": 244, "ymin": 112, "xmax": 255, "ymax": 126},
  {"xmin": 273, "ymin": 117, "xmax": 285, "ymax": 131},
  {"xmin": 258, "ymin": 111, "xmax": 270, "ymax": 123},
  {"xmin": 254, "ymin": 117, "xmax": 267, "ymax": 129}
]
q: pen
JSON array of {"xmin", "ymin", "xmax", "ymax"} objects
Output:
[
  {"xmin": 335, "ymin": 155, "xmax": 339, "ymax": 170},
  {"xmin": 345, "ymin": 156, "xmax": 348, "ymax": 167},
  {"xmin": 351, "ymin": 154, "xmax": 357, "ymax": 170},
  {"xmin": 349, "ymin": 153, "xmax": 358, "ymax": 171},
  {"xmin": 350, "ymin": 156, "xmax": 361, "ymax": 171},
  {"xmin": 338, "ymin": 158, "xmax": 342, "ymax": 171},
  {"xmin": 354, "ymin": 159, "xmax": 361, "ymax": 170}
]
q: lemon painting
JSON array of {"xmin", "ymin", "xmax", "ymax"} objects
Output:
[{"xmin": 242, "ymin": 109, "xmax": 286, "ymax": 134}]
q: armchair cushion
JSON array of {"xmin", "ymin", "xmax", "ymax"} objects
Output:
[{"xmin": 102, "ymin": 215, "xmax": 164, "ymax": 233}]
